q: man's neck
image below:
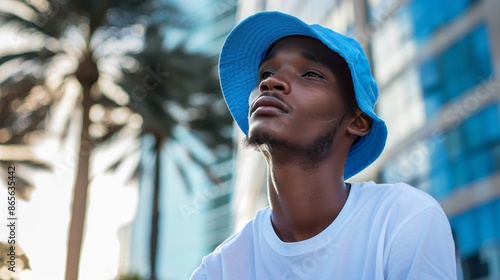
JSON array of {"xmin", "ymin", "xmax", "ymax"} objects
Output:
[{"xmin": 264, "ymin": 148, "xmax": 350, "ymax": 242}]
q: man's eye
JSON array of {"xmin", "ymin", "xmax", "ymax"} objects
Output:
[
  {"xmin": 304, "ymin": 71, "xmax": 322, "ymax": 78},
  {"xmin": 260, "ymin": 71, "xmax": 273, "ymax": 80}
]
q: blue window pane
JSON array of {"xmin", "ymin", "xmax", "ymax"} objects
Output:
[
  {"xmin": 420, "ymin": 23, "xmax": 493, "ymax": 106},
  {"xmin": 451, "ymin": 200, "xmax": 500, "ymax": 259},
  {"xmin": 441, "ymin": 39, "xmax": 470, "ymax": 100},
  {"xmin": 472, "ymin": 25, "xmax": 493, "ymax": 79},
  {"xmin": 468, "ymin": 151, "xmax": 494, "ymax": 183},
  {"xmin": 419, "ymin": 58, "xmax": 443, "ymax": 118},
  {"xmin": 424, "ymin": 92, "xmax": 442, "ymax": 118},
  {"xmin": 431, "ymin": 141, "xmax": 449, "ymax": 168},
  {"xmin": 476, "ymin": 202, "xmax": 497, "ymax": 243},
  {"xmin": 478, "ymin": 104, "xmax": 500, "ymax": 145},
  {"xmin": 430, "ymin": 166, "xmax": 452, "ymax": 199},
  {"xmin": 462, "ymin": 104, "xmax": 500, "ymax": 150},
  {"xmin": 453, "ymin": 158, "xmax": 469, "ymax": 186},
  {"xmin": 407, "ymin": 0, "xmax": 474, "ymax": 42},
  {"xmin": 446, "ymin": 128, "xmax": 464, "ymax": 161},
  {"xmin": 443, "ymin": 73, "xmax": 466, "ymax": 101},
  {"xmin": 495, "ymin": 200, "xmax": 500, "ymax": 240},
  {"xmin": 493, "ymin": 145, "xmax": 500, "ymax": 170},
  {"xmin": 451, "ymin": 210, "xmax": 479, "ymax": 257},
  {"xmin": 462, "ymin": 110, "xmax": 484, "ymax": 150},
  {"xmin": 420, "ymin": 59, "xmax": 441, "ymax": 91},
  {"xmin": 442, "ymin": 0, "xmax": 469, "ymax": 23},
  {"xmin": 452, "ymin": 155, "xmax": 469, "ymax": 186}
]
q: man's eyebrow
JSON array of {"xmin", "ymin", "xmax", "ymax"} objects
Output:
[
  {"xmin": 300, "ymin": 52, "xmax": 331, "ymax": 69},
  {"xmin": 259, "ymin": 51, "xmax": 276, "ymax": 68},
  {"xmin": 259, "ymin": 50, "xmax": 332, "ymax": 70}
]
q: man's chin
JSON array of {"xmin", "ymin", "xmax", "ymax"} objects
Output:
[
  {"xmin": 243, "ymin": 130, "xmax": 287, "ymax": 150},
  {"xmin": 244, "ymin": 125, "xmax": 338, "ymax": 163}
]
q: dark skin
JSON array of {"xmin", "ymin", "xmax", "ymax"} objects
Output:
[{"xmin": 247, "ymin": 36, "xmax": 372, "ymax": 242}]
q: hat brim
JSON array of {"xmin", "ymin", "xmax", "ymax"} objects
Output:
[{"xmin": 219, "ymin": 11, "xmax": 388, "ymax": 179}]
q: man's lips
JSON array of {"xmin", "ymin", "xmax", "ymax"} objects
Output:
[{"xmin": 250, "ymin": 96, "xmax": 290, "ymax": 115}]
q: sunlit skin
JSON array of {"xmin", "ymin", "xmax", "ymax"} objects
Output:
[{"xmin": 246, "ymin": 36, "xmax": 372, "ymax": 242}]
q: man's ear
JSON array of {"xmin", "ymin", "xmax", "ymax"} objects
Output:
[{"xmin": 346, "ymin": 109, "xmax": 372, "ymax": 137}]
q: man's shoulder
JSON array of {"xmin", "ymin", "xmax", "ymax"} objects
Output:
[
  {"xmin": 205, "ymin": 207, "xmax": 269, "ymax": 257},
  {"xmin": 350, "ymin": 181, "xmax": 450, "ymax": 241},
  {"xmin": 192, "ymin": 208, "xmax": 270, "ymax": 279},
  {"xmin": 354, "ymin": 181, "xmax": 443, "ymax": 214},
  {"xmin": 358, "ymin": 181, "xmax": 437, "ymax": 200}
]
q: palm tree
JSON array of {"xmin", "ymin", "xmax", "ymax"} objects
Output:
[
  {"xmin": 119, "ymin": 22, "xmax": 234, "ymax": 278},
  {"xmin": 0, "ymin": 0, "xmax": 233, "ymax": 279}
]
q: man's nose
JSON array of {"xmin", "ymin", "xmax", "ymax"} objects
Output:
[{"xmin": 259, "ymin": 74, "xmax": 290, "ymax": 94}]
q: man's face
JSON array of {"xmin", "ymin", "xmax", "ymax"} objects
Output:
[{"xmin": 247, "ymin": 36, "xmax": 351, "ymax": 155}]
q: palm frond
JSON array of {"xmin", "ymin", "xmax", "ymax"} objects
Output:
[
  {"xmin": 0, "ymin": 241, "xmax": 31, "ymax": 272},
  {"xmin": 125, "ymin": 163, "xmax": 141, "ymax": 185},
  {"xmin": 93, "ymin": 124, "xmax": 126, "ymax": 145},
  {"xmin": 0, "ymin": 162, "xmax": 36, "ymax": 201},
  {"xmin": 0, "ymin": 50, "xmax": 52, "ymax": 67},
  {"xmin": 0, "ymin": 9, "xmax": 36, "ymax": 26}
]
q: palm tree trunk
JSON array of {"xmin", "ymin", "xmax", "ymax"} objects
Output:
[
  {"xmin": 150, "ymin": 134, "xmax": 163, "ymax": 280},
  {"xmin": 65, "ymin": 93, "xmax": 92, "ymax": 280},
  {"xmin": 65, "ymin": 54, "xmax": 98, "ymax": 280}
]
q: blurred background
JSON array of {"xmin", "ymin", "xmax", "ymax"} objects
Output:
[{"xmin": 0, "ymin": 0, "xmax": 499, "ymax": 279}]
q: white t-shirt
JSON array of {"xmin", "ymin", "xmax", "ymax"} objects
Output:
[{"xmin": 191, "ymin": 182, "xmax": 457, "ymax": 280}]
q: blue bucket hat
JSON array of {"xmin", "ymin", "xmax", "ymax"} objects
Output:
[{"xmin": 219, "ymin": 11, "xmax": 387, "ymax": 179}]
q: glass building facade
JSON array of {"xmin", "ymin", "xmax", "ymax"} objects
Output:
[
  {"xmin": 372, "ymin": 0, "xmax": 500, "ymax": 278},
  {"xmin": 234, "ymin": 0, "xmax": 500, "ymax": 279}
]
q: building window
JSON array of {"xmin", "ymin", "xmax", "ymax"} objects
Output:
[
  {"xmin": 462, "ymin": 253, "xmax": 490, "ymax": 280},
  {"xmin": 381, "ymin": 103, "xmax": 500, "ymax": 196},
  {"xmin": 407, "ymin": 0, "xmax": 477, "ymax": 43},
  {"xmin": 450, "ymin": 200, "xmax": 500, "ymax": 280},
  {"xmin": 419, "ymin": 23, "xmax": 493, "ymax": 119}
]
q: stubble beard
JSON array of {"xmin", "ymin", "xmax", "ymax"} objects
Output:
[{"xmin": 243, "ymin": 122, "xmax": 341, "ymax": 167}]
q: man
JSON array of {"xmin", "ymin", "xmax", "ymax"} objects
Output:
[{"xmin": 191, "ymin": 11, "xmax": 457, "ymax": 280}]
